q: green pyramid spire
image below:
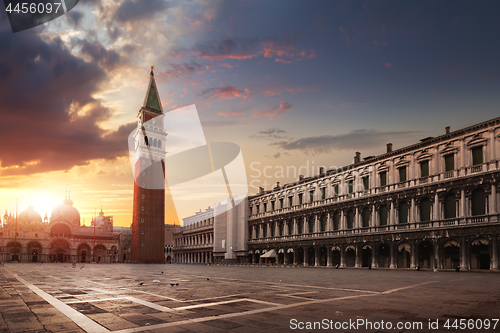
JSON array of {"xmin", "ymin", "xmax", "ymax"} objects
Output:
[{"xmin": 143, "ymin": 67, "xmax": 163, "ymax": 113}]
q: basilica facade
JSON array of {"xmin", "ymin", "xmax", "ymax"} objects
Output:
[
  {"xmin": 0, "ymin": 198, "xmax": 122, "ymax": 263},
  {"xmin": 247, "ymin": 118, "xmax": 500, "ymax": 270}
]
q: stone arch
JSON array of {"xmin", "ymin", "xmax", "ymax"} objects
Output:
[
  {"xmin": 27, "ymin": 241, "xmax": 42, "ymax": 262},
  {"xmin": 296, "ymin": 247, "xmax": 304, "ymax": 264},
  {"xmin": 319, "ymin": 246, "xmax": 327, "ymax": 266},
  {"xmin": 49, "ymin": 223, "xmax": 72, "ymax": 238},
  {"xmin": 378, "ymin": 243, "xmax": 390, "ymax": 268},
  {"xmin": 442, "ymin": 239, "xmax": 460, "ymax": 269},
  {"xmin": 345, "ymin": 245, "xmax": 356, "ymax": 267},
  {"xmin": 6, "ymin": 241, "xmax": 23, "ymax": 262},
  {"xmin": 286, "ymin": 248, "xmax": 294, "ymax": 264},
  {"xmin": 77, "ymin": 243, "xmax": 91, "ymax": 263},
  {"xmin": 50, "ymin": 239, "xmax": 71, "ymax": 263},
  {"xmin": 331, "ymin": 245, "xmax": 341, "ymax": 266},
  {"xmin": 93, "ymin": 244, "xmax": 107, "ymax": 263},
  {"xmin": 418, "ymin": 240, "xmax": 434, "ymax": 269},
  {"xmin": 470, "ymin": 238, "xmax": 490, "ymax": 269},
  {"xmin": 397, "ymin": 242, "xmax": 411, "ymax": 268},
  {"xmin": 361, "ymin": 244, "xmax": 372, "ymax": 267}
]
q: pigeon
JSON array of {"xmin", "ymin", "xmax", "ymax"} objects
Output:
[
  {"xmin": 207, "ymin": 278, "xmax": 209, "ymax": 281},
  {"xmin": 161, "ymin": 271, "xmax": 164, "ymax": 274},
  {"xmin": 170, "ymin": 283, "xmax": 175, "ymax": 286},
  {"xmin": 175, "ymin": 283, "xmax": 179, "ymax": 286},
  {"xmin": 138, "ymin": 282, "xmax": 144, "ymax": 286}
]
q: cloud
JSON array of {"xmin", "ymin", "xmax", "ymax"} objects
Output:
[
  {"xmin": 73, "ymin": 39, "xmax": 123, "ymax": 71},
  {"xmin": 66, "ymin": 10, "xmax": 84, "ymax": 28},
  {"xmin": 273, "ymin": 152, "xmax": 281, "ymax": 158},
  {"xmin": 253, "ymin": 102, "xmax": 292, "ymax": 119},
  {"xmin": 249, "ymin": 128, "xmax": 287, "ymax": 140},
  {"xmin": 183, "ymin": 17, "xmax": 203, "ymax": 26},
  {"xmin": 157, "ymin": 62, "xmax": 204, "ymax": 80},
  {"xmin": 200, "ymin": 86, "xmax": 249, "ymax": 100},
  {"xmin": 0, "ymin": 20, "xmax": 134, "ymax": 176},
  {"xmin": 384, "ymin": 63, "xmax": 392, "ymax": 68},
  {"xmin": 172, "ymin": 36, "xmax": 315, "ymax": 63},
  {"xmin": 217, "ymin": 111, "xmax": 245, "ymax": 117},
  {"xmin": 270, "ymin": 129, "xmax": 420, "ymax": 155},
  {"xmin": 113, "ymin": 0, "xmax": 168, "ymax": 23}
]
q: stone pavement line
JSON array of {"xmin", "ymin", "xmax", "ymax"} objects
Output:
[
  {"xmin": 121, "ymin": 296, "xmax": 172, "ymax": 311},
  {"xmin": 203, "ymin": 275, "xmax": 380, "ymax": 294},
  {"xmin": 111, "ymin": 280, "xmax": 436, "ymax": 333},
  {"xmin": 65, "ymin": 297, "xmax": 124, "ymax": 304},
  {"xmin": 9, "ymin": 272, "xmax": 110, "ymax": 333}
]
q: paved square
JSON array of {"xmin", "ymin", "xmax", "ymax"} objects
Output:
[{"xmin": 0, "ymin": 264, "xmax": 499, "ymax": 332}]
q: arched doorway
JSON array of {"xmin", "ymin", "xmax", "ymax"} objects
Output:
[
  {"xmin": 378, "ymin": 243, "xmax": 390, "ymax": 268},
  {"xmin": 331, "ymin": 246, "xmax": 341, "ymax": 266},
  {"xmin": 287, "ymin": 249, "xmax": 294, "ymax": 264},
  {"xmin": 93, "ymin": 245, "xmax": 106, "ymax": 263},
  {"xmin": 296, "ymin": 248, "xmax": 304, "ymax": 265},
  {"xmin": 319, "ymin": 247, "xmax": 327, "ymax": 266},
  {"xmin": 27, "ymin": 242, "xmax": 42, "ymax": 262},
  {"xmin": 470, "ymin": 239, "xmax": 490, "ymax": 269},
  {"xmin": 78, "ymin": 244, "xmax": 91, "ymax": 263},
  {"xmin": 418, "ymin": 240, "xmax": 434, "ymax": 269},
  {"xmin": 397, "ymin": 243, "xmax": 410, "ymax": 268},
  {"xmin": 362, "ymin": 245, "xmax": 372, "ymax": 267},
  {"xmin": 345, "ymin": 246, "xmax": 356, "ymax": 267},
  {"xmin": 277, "ymin": 249, "xmax": 285, "ymax": 264},
  {"xmin": 50, "ymin": 240, "xmax": 70, "ymax": 263},
  {"xmin": 307, "ymin": 247, "xmax": 315, "ymax": 266},
  {"xmin": 7, "ymin": 242, "xmax": 22, "ymax": 262},
  {"xmin": 443, "ymin": 240, "xmax": 460, "ymax": 269}
]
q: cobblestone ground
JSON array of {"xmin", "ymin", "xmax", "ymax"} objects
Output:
[{"xmin": 0, "ymin": 263, "xmax": 499, "ymax": 333}]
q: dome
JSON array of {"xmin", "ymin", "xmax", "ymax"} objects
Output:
[
  {"xmin": 18, "ymin": 205, "xmax": 42, "ymax": 225},
  {"xmin": 51, "ymin": 198, "xmax": 80, "ymax": 226}
]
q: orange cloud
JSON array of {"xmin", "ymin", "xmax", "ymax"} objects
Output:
[
  {"xmin": 200, "ymin": 86, "xmax": 249, "ymax": 100},
  {"xmin": 217, "ymin": 111, "xmax": 246, "ymax": 117},
  {"xmin": 183, "ymin": 17, "xmax": 203, "ymax": 26},
  {"xmin": 253, "ymin": 102, "xmax": 292, "ymax": 120}
]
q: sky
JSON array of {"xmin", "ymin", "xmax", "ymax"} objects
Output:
[{"xmin": 0, "ymin": 0, "xmax": 499, "ymax": 227}]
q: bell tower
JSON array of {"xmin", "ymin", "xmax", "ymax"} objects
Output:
[{"xmin": 131, "ymin": 67, "xmax": 166, "ymax": 263}]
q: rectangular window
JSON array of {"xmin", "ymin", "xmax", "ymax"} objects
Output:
[
  {"xmin": 279, "ymin": 198, "xmax": 284, "ymax": 209},
  {"xmin": 445, "ymin": 154, "xmax": 454, "ymax": 171},
  {"xmin": 271, "ymin": 201, "xmax": 275, "ymax": 211},
  {"xmin": 263, "ymin": 203, "xmax": 267, "ymax": 212},
  {"xmin": 420, "ymin": 161, "xmax": 429, "ymax": 177},
  {"xmin": 362, "ymin": 177, "xmax": 369, "ymax": 190},
  {"xmin": 380, "ymin": 172, "xmax": 387, "ymax": 186},
  {"xmin": 321, "ymin": 187, "xmax": 326, "ymax": 200},
  {"xmin": 298, "ymin": 193, "xmax": 303, "ymax": 205},
  {"xmin": 399, "ymin": 166, "xmax": 407, "ymax": 182},
  {"xmin": 472, "ymin": 146, "xmax": 483, "ymax": 165},
  {"xmin": 348, "ymin": 180, "xmax": 353, "ymax": 194},
  {"xmin": 334, "ymin": 184, "xmax": 339, "ymax": 196},
  {"xmin": 288, "ymin": 196, "xmax": 293, "ymax": 207},
  {"xmin": 309, "ymin": 191, "xmax": 314, "ymax": 202},
  {"xmin": 256, "ymin": 205, "xmax": 260, "ymax": 213}
]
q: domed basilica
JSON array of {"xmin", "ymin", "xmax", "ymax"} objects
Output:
[{"xmin": 0, "ymin": 197, "xmax": 126, "ymax": 263}]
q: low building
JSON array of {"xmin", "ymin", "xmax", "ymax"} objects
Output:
[
  {"xmin": 0, "ymin": 198, "xmax": 122, "ymax": 263},
  {"xmin": 248, "ymin": 118, "xmax": 500, "ymax": 270},
  {"xmin": 173, "ymin": 207, "xmax": 214, "ymax": 263}
]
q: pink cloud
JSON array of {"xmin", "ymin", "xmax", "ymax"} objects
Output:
[
  {"xmin": 253, "ymin": 102, "xmax": 293, "ymax": 120},
  {"xmin": 217, "ymin": 111, "xmax": 246, "ymax": 117},
  {"xmin": 384, "ymin": 63, "xmax": 392, "ymax": 68},
  {"xmin": 183, "ymin": 17, "xmax": 203, "ymax": 26}
]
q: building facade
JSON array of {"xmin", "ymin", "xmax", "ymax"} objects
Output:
[
  {"xmin": 173, "ymin": 207, "xmax": 214, "ymax": 263},
  {"xmin": 131, "ymin": 67, "xmax": 167, "ymax": 263},
  {"xmin": 247, "ymin": 118, "xmax": 500, "ymax": 270},
  {"xmin": 164, "ymin": 224, "xmax": 182, "ymax": 263},
  {"xmin": 0, "ymin": 198, "xmax": 122, "ymax": 263}
]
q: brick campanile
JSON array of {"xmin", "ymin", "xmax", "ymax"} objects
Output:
[{"xmin": 131, "ymin": 67, "xmax": 166, "ymax": 263}]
